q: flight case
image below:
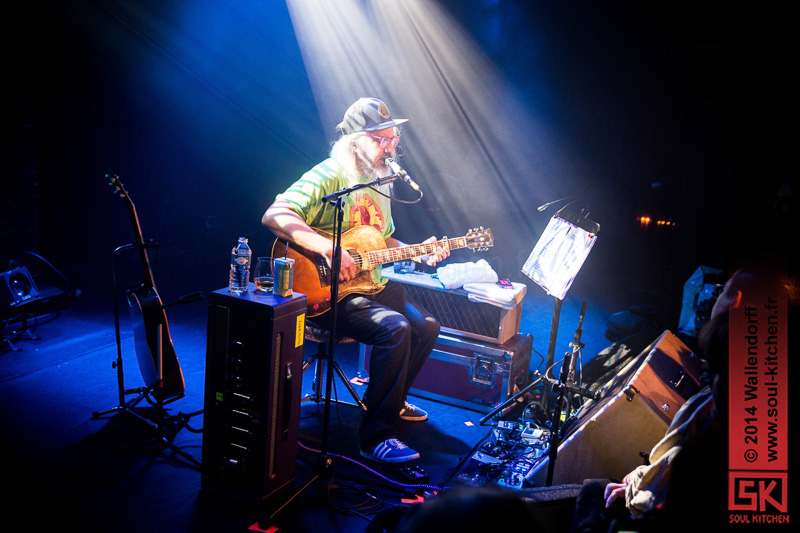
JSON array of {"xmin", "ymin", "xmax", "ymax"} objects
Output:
[{"xmin": 360, "ymin": 332, "xmax": 533, "ymax": 413}]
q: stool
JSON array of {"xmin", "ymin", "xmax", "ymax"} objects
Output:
[{"xmin": 301, "ymin": 323, "xmax": 366, "ymax": 411}]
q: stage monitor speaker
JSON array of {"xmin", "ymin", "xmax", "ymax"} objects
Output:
[
  {"xmin": 201, "ymin": 286, "xmax": 307, "ymax": 506},
  {"xmin": 528, "ymin": 330, "xmax": 704, "ymax": 486},
  {"xmin": 0, "ymin": 267, "xmax": 40, "ymax": 309}
]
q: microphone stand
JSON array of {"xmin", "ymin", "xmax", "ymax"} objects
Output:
[
  {"xmin": 479, "ymin": 295, "xmax": 565, "ymax": 426},
  {"xmin": 545, "ymin": 300, "xmax": 588, "ymax": 486},
  {"xmin": 262, "ymin": 173, "xmax": 399, "ymax": 526},
  {"xmin": 319, "ymin": 173, "xmax": 399, "ymax": 460}
]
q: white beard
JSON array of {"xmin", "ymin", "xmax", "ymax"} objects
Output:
[{"xmin": 356, "ymin": 153, "xmax": 391, "ymax": 181}]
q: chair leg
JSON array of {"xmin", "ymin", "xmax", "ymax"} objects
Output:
[
  {"xmin": 300, "ymin": 343, "xmax": 326, "ymax": 404},
  {"xmin": 301, "ymin": 342, "xmax": 366, "ymax": 411},
  {"xmin": 330, "ymin": 359, "xmax": 366, "ymax": 411}
]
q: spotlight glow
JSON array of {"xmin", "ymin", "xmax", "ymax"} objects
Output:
[{"xmin": 286, "ymin": 0, "xmax": 578, "ymax": 245}]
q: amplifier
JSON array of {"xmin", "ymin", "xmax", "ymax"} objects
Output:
[
  {"xmin": 201, "ymin": 285, "xmax": 307, "ymax": 506},
  {"xmin": 526, "ymin": 330, "xmax": 704, "ymax": 486},
  {"xmin": 382, "ymin": 265, "xmax": 524, "ymax": 344}
]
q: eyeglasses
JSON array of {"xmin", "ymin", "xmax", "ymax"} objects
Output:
[{"xmin": 365, "ymin": 134, "xmax": 400, "ymax": 150}]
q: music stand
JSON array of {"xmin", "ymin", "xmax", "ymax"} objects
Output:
[{"xmin": 480, "ymin": 207, "xmax": 599, "ymax": 486}]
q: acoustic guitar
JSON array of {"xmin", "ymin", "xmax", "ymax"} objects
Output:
[
  {"xmin": 107, "ymin": 172, "xmax": 185, "ymax": 401},
  {"xmin": 272, "ymin": 225, "xmax": 493, "ymax": 316}
]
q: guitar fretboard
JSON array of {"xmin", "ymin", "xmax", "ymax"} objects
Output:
[{"xmin": 362, "ymin": 236, "xmax": 467, "ymax": 268}]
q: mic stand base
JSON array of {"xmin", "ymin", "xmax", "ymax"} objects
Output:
[{"xmin": 479, "ymin": 374, "xmax": 545, "ymax": 426}]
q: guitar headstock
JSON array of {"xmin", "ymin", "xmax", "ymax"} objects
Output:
[
  {"xmin": 466, "ymin": 227, "xmax": 493, "ymax": 251},
  {"xmin": 106, "ymin": 171, "xmax": 128, "ymax": 199}
]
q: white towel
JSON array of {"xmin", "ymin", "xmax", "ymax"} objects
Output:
[
  {"xmin": 436, "ymin": 259, "xmax": 498, "ymax": 289},
  {"xmin": 463, "ymin": 281, "xmax": 527, "ymax": 309}
]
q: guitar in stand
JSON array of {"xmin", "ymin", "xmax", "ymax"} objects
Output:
[
  {"xmin": 109, "ymin": 172, "xmax": 185, "ymax": 402},
  {"xmin": 92, "ymin": 172, "xmax": 201, "ymax": 468}
]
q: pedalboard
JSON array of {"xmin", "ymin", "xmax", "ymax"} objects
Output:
[{"xmin": 452, "ymin": 419, "xmax": 551, "ymax": 490}]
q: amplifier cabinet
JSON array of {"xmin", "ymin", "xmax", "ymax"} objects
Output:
[
  {"xmin": 361, "ymin": 333, "xmax": 533, "ymax": 413},
  {"xmin": 527, "ymin": 330, "xmax": 704, "ymax": 487},
  {"xmin": 201, "ymin": 285, "xmax": 307, "ymax": 506},
  {"xmin": 382, "ymin": 266, "xmax": 523, "ymax": 345}
]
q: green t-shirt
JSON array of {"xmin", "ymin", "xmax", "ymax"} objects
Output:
[{"xmin": 276, "ymin": 158, "xmax": 395, "ymax": 285}]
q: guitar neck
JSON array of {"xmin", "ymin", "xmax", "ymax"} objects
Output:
[
  {"xmin": 124, "ymin": 195, "xmax": 157, "ymax": 289},
  {"xmin": 365, "ymin": 236, "xmax": 469, "ymax": 267}
]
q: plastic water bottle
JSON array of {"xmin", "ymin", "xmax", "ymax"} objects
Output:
[{"xmin": 229, "ymin": 237, "xmax": 251, "ymax": 294}]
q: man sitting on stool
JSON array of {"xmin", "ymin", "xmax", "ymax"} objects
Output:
[{"xmin": 262, "ymin": 97, "xmax": 449, "ymax": 463}]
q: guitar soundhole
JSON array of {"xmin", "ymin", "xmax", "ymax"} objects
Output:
[
  {"xmin": 315, "ymin": 249, "xmax": 365, "ymax": 288},
  {"xmin": 315, "ymin": 257, "xmax": 330, "ymax": 288},
  {"xmin": 347, "ymin": 249, "xmax": 363, "ymax": 271}
]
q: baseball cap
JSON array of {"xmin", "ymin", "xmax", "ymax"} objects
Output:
[{"xmin": 336, "ymin": 97, "xmax": 408, "ymax": 134}]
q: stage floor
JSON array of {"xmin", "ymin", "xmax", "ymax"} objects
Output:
[{"xmin": 1, "ymin": 282, "xmax": 635, "ymax": 532}]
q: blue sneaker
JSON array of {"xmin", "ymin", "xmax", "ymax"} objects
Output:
[{"xmin": 360, "ymin": 438, "xmax": 420, "ymax": 464}]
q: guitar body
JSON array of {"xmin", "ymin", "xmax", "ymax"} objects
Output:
[
  {"xmin": 273, "ymin": 226, "xmax": 388, "ymax": 317},
  {"xmin": 128, "ymin": 286, "xmax": 185, "ymax": 401},
  {"xmin": 272, "ymin": 225, "xmax": 493, "ymax": 317}
]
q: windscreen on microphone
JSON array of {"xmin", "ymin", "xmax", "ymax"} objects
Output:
[{"xmin": 385, "ymin": 157, "xmax": 404, "ymax": 176}]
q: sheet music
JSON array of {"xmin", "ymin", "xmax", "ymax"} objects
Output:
[{"xmin": 522, "ymin": 215, "xmax": 597, "ymax": 300}]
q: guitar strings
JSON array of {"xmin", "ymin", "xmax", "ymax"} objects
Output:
[{"xmin": 359, "ymin": 237, "xmax": 464, "ymax": 269}]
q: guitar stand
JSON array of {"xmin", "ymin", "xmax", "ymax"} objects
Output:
[
  {"xmin": 118, "ymin": 313, "xmax": 203, "ymax": 470},
  {"xmin": 92, "ymin": 242, "xmax": 203, "ymax": 469},
  {"xmin": 92, "ymin": 243, "xmax": 162, "ymax": 425},
  {"xmin": 121, "ymin": 370, "xmax": 203, "ymax": 469}
]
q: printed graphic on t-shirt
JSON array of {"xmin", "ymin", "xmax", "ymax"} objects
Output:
[{"xmin": 349, "ymin": 192, "xmax": 385, "ymax": 230}]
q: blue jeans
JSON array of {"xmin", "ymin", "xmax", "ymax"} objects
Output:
[{"xmin": 311, "ymin": 281, "xmax": 440, "ymax": 449}]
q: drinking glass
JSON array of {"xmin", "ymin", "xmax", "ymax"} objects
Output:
[{"xmin": 254, "ymin": 257, "xmax": 274, "ymax": 292}]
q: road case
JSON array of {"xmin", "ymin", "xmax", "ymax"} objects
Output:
[{"xmin": 360, "ymin": 332, "xmax": 533, "ymax": 413}]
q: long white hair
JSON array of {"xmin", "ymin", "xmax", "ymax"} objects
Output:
[{"xmin": 329, "ymin": 132, "xmax": 364, "ymax": 186}]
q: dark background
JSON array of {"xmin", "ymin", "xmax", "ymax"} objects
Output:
[{"xmin": 3, "ymin": 0, "xmax": 790, "ymax": 325}]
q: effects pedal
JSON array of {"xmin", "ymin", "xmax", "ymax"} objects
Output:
[
  {"xmin": 491, "ymin": 420, "xmax": 519, "ymax": 445},
  {"xmin": 520, "ymin": 424, "xmax": 549, "ymax": 446},
  {"xmin": 497, "ymin": 461, "xmax": 532, "ymax": 489},
  {"xmin": 391, "ymin": 464, "xmax": 430, "ymax": 485}
]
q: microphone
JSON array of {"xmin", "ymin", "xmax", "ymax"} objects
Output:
[
  {"xmin": 568, "ymin": 301, "xmax": 587, "ymax": 382},
  {"xmin": 572, "ymin": 300, "xmax": 587, "ymax": 349},
  {"xmin": 566, "ymin": 383, "xmax": 600, "ymax": 402},
  {"xmin": 386, "ymin": 158, "xmax": 421, "ymax": 191}
]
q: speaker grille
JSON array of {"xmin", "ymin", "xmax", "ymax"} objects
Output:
[{"xmin": 404, "ymin": 285, "xmax": 502, "ymax": 338}]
